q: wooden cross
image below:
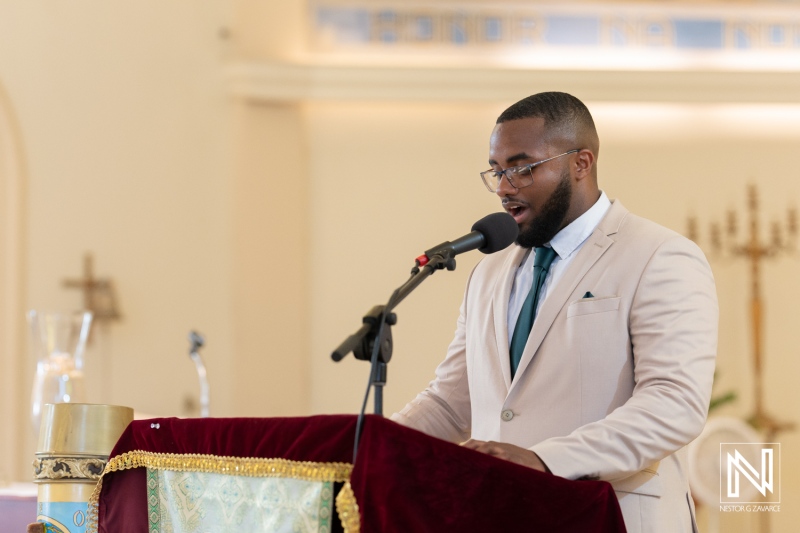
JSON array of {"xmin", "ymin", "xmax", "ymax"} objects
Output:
[{"xmin": 62, "ymin": 253, "xmax": 121, "ymax": 321}]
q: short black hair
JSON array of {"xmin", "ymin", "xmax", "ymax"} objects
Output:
[{"xmin": 496, "ymin": 92, "xmax": 596, "ymax": 136}]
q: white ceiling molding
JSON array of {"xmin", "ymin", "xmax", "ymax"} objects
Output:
[{"xmin": 227, "ymin": 61, "xmax": 800, "ymax": 104}]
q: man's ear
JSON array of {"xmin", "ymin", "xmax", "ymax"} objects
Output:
[{"xmin": 573, "ymin": 149, "xmax": 595, "ymax": 181}]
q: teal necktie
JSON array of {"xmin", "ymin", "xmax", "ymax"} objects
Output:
[{"xmin": 509, "ymin": 246, "xmax": 557, "ymax": 379}]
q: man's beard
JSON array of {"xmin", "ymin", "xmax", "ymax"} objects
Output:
[{"xmin": 516, "ymin": 171, "xmax": 572, "ymax": 248}]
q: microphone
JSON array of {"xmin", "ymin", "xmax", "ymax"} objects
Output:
[{"xmin": 416, "ymin": 212, "xmax": 519, "ymax": 266}]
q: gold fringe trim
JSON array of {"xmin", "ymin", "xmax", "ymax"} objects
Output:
[
  {"xmin": 335, "ymin": 480, "xmax": 361, "ymax": 533},
  {"xmin": 86, "ymin": 450, "xmax": 356, "ymax": 533}
]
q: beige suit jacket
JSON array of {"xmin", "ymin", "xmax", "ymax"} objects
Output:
[{"xmin": 393, "ymin": 200, "xmax": 718, "ymax": 533}]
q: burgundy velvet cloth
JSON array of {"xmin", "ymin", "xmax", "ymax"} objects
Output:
[
  {"xmin": 98, "ymin": 415, "xmax": 626, "ymax": 532},
  {"xmin": 99, "ymin": 415, "xmax": 357, "ymax": 532}
]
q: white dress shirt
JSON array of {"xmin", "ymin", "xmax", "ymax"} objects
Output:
[{"xmin": 507, "ymin": 191, "xmax": 611, "ymax": 344}]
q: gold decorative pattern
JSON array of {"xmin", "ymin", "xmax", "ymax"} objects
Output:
[
  {"xmin": 335, "ymin": 481, "xmax": 360, "ymax": 533},
  {"xmin": 86, "ymin": 451, "xmax": 358, "ymax": 533},
  {"xmin": 33, "ymin": 455, "xmax": 107, "ymax": 482},
  {"xmin": 99, "ymin": 451, "xmax": 352, "ymax": 480}
]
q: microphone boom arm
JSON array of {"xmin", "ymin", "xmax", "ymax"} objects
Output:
[{"xmin": 331, "ymin": 254, "xmax": 451, "ymax": 365}]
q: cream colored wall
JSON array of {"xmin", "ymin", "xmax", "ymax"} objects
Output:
[
  {"xmin": 229, "ymin": 100, "xmax": 311, "ymax": 417},
  {"xmin": 0, "ymin": 0, "xmax": 318, "ymax": 483},
  {"xmin": 0, "ymin": 81, "xmax": 27, "ymax": 485},
  {"xmin": 306, "ymin": 101, "xmax": 499, "ymax": 416},
  {"xmin": 1, "ymin": 0, "xmax": 799, "ymax": 531},
  {"xmin": 0, "ymin": 1, "xmax": 238, "ymax": 480}
]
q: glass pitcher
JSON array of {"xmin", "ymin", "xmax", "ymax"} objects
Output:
[{"xmin": 28, "ymin": 310, "xmax": 93, "ymax": 435}]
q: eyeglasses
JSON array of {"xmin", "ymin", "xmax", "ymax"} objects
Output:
[{"xmin": 480, "ymin": 149, "xmax": 580, "ymax": 193}]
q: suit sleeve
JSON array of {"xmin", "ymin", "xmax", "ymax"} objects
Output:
[
  {"xmin": 531, "ymin": 235, "xmax": 718, "ymax": 482},
  {"xmin": 390, "ymin": 271, "xmax": 474, "ymax": 443}
]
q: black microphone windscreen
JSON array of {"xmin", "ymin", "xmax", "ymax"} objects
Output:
[{"xmin": 471, "ymin": 212, "xmax": 519, "ymax": 254}]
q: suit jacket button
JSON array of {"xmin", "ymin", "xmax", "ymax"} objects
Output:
[{"xmin": 501, "ymin": 409, "xmax": 514, "ymax": 421}]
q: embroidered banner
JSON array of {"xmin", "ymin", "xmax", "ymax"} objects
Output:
[
  {"xmin": 147, "ymin": 469, "xmax": 334, "ymax": 533},
  {"xmin": 87, "ymin": 451, "xmax": 357, "ymax": 533}
]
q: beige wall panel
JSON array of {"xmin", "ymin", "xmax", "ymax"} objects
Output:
[
  {"xmin": 0, "ymin": 0, "xmax": 236, "ymax": 476},
  {"xmin": 230, "ymin": 101, "xmax": 310, "ymax": 417},
  {"xmin": 0, "ymin": 81, "xmax": 26, "ymax": 483},
  {"xmin": 232, "ymin": 0, "xmax": 307, "ymax": 61},
  {"xmin": 307, "ymin": 101, "xmax": 504, "ymax": 417}
]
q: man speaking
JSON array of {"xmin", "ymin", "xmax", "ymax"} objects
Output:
[{"xmin": 392, "ymin": 92, "xmax": 718, "ymax": 533}]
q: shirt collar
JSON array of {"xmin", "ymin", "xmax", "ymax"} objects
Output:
[{"xmin": 547, "ymin": 191, "xmax": 611, "ymax": 260}]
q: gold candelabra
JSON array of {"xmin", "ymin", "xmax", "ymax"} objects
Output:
[{"xmin": 688, "ymin": 184, "xmax": 796, "ymax": 441}]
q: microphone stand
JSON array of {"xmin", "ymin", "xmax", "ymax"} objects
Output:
[{"xmin": 331, "ymin": 251, "xmax": 457, "ymax": 460}]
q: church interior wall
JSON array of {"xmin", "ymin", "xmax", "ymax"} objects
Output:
[{"xmin": 1, "ymin": 1, "xmax": 798, "ymax": 530}]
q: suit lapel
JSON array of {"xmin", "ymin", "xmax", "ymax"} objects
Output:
[
  {"xmin": 509, "ymin": 200, "xmax": 629, "ymax": 391},
  {"xmin": 493, "ymin": 245, "xmax": 528, "ymax": 390}
]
